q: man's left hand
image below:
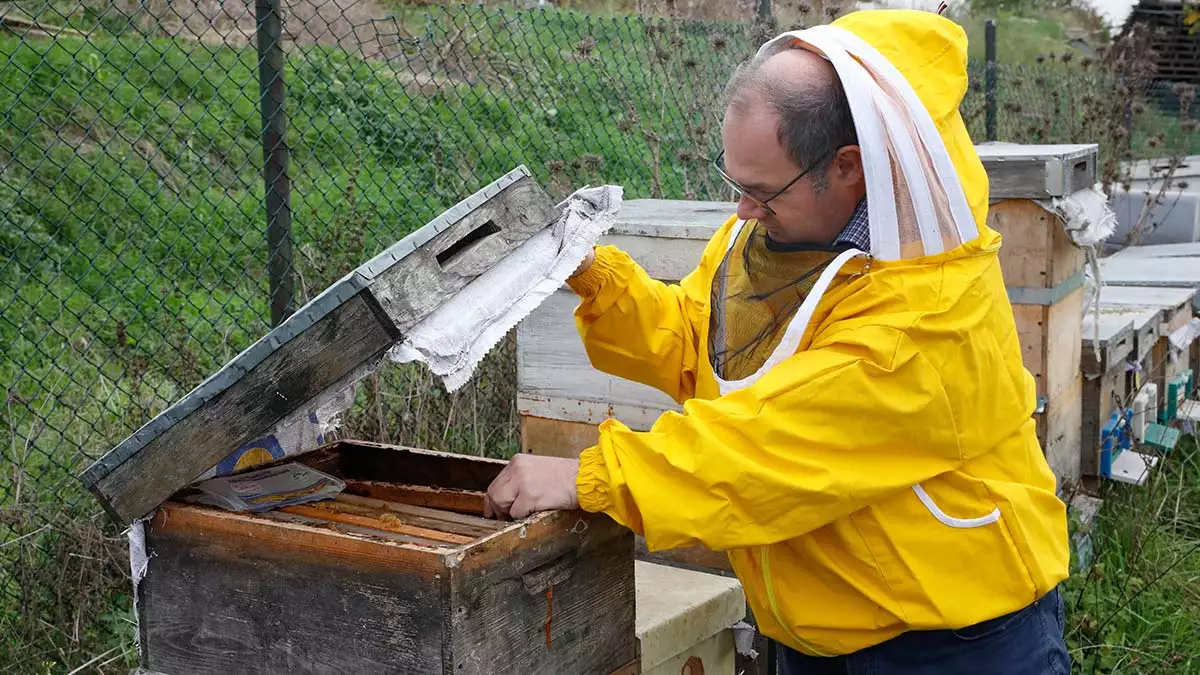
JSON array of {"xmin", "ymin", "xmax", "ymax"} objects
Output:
[{"xmin": 484, "ymin": 454, "xmax": 581, "ymax": 520}]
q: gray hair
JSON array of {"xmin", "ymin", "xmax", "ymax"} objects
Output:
[{"xmin": 723, "ymin": 47, "xmax": 858, "ymax": 192}]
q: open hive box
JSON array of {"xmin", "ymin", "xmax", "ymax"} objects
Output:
[
  {"xmin": 141, "ymin": 441, "xmax": 636, "ymax": 674},
  {"xmin": 78, "ymin": 167, "xmax": 639, "ymax": 674}
]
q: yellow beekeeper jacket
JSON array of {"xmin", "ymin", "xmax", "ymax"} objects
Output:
[{"xmin": 566, "ymin": 9, "xmax": 1071, "ymax": 658}]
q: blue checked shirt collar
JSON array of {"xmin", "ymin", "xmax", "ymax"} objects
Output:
[{"xmin": 834, "ymin": 198, "xmax": 870, "ymax": 252}]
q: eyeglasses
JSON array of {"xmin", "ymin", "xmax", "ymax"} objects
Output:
[{"xmin": 711, "ymin": 147, "xmax": 836, "ymax": 216}]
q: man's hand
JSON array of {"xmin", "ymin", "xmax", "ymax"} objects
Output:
[
  {"xmin": 484, "ymin": 454, "xmax": 581, "ymax": 520},
  {"xmin": 569, "ymin": 246, "xmax": 596, "ymax": 280}
]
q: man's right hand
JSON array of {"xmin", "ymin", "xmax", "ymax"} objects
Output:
[{"xmin": 570, "ymin": 246, "xmax": 596, "ymax": 279}]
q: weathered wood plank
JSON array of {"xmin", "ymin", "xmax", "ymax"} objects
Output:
[
  {"xmin": 521, "ymin": 414, "xmax": 601, "ymax": 458},
  {"xmin": 976, "ymin": 143, "xmax": 1098, "ymax": 199},
  {"xmin": 1081, "ymin": 367, "xmax": 1126, "ymax": 477},
  {"xmin": 633, "ymin": 538, "xmax": 735, "ymax": 577},
  {"xmin": 516, "ymin": 289, "xmax": 683, "ymax": 416},
  {"xmin": 1043, "ymin": 374, "xmax": 1083, "ymax": 488},
  {"xmin": 451, "ymin": 509, "xmax": 637, "ymax": 675},
  {"xmin": 140, "ymin": 503, "xmax": 447, "ymax": 675},
  {"xmin": 1099, "ymin": 257, "xmax": 1200, "ymax": 294},
  {"xmin": 1046, "ymin": 287, "xmax": 1085, "ymax": 402},
  {"xmin": 518, "ymin": 394, "xmax": 673, "ymax": 432},
  {"xmin": 334, "ymin": 493, "xmax": 502, "ymax": 536},
  {"xmin": 1108, "ymin": 242, "xmax": 1200, "ymax": 259},
  {"xmin": 1080, "ymin": 313, "xmax": 1134, "ymax": 378},
  {"xmin": 370, "ymin": 176, "xmax": 560, "ymax": 333},
  {"xmin": 600, "ymin": 232, "xmax": 710, "ymax": 282},
  {"xmin": 341, "ymin": 480, "xmax": 487, "ymax": 517},
  {"xmin": 138, "ymin": 442, "xmax": 638, "ymax": 675},
  {"xmin": 281, "ymin": 502, "xmax": 474, "ymax": 545},
  {"xmin": 90, "ymin": 294, "xmax": 398, "ymax": 523},
  {"xmin": 258, "ymin": 510, "xmax": 454, "ymax": 549},
  {"xmin": 1098, "ymin": 284, "xmax": 1199, "ymax": 310},
  {"xmin": 610, "ymin": 198, "xmax": 735, "ymax": 237},
  {"xmin": 326, "ymin": 441, "xmax": 509, "ymax": 492},
  {"xmin": 988, "ymin": 199, "xmax": 1085, "ymax": 289},
  {"xmin": 1096, "ymin": 304, "xmax": 1163, "ymax": 366}
]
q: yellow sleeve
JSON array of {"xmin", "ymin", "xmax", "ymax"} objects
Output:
[
  {"xmin": 566, "ymin": 243, "xmax": 715, "ymax": 404},
  {"xmin": 574, "ymin": 324, "xmax": 965, "ymax": 552}
]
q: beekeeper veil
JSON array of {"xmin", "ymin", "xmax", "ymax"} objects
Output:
[{"xmin": 709, "ymin": 22, "xmax": 981, "ymax": 391}]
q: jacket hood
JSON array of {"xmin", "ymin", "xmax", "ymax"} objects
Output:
[
  {"xmin": 830, "ymin": 9, "xmax": 992, "ymax": 237},
  {"xmin": 832, "ymin": 9, "xmax": 968, "ymax": 126}
]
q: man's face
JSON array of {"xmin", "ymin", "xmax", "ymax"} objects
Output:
[{"xmin": 719, "ymin": 99, "xmax": 864, "ymax": 246}]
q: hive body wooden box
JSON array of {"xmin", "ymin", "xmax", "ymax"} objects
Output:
[
  {"xmin": 136, "ymin": 440, "xmax": 638, "ymax": 675},
  {"xmin": 1079, "ymin": 308, "xmax": 1141, "ymax": 478}
]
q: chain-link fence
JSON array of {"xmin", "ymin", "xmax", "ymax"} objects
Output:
[{"xmin": 1, "ymin": 1, "xmax": 1196, "ymax": 670}]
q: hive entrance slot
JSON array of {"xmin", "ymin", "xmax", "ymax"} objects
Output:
[{"xmin": 437, "ymin": 220, "xmax": 500, "ymax": 268}]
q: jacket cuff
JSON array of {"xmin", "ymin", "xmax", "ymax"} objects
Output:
[
  {"xmin": 566, "ymin": 245, "xmax": 626, "ymax": 299},
  {"xmin": 575, "ymin": 444, "xmax": 613, "ymax": 513}
]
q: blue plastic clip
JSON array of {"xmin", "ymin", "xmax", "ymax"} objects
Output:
[{"xmin": 1099, "ymin": 410, "xmax": 1122, "ymax": 478}]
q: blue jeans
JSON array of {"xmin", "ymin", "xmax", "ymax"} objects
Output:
[{"xmin": 777, "ymin": 588, "xmax": 1071, "ymax": 675}]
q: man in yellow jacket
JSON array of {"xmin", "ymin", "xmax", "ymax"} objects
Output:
[{"xmin": 484, "ymin": 9, "xmax": 1072, "ymax": 673}]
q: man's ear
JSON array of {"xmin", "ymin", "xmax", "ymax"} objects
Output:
[{"xmin": 831, "ymin": 145, "xmax": 864, "ymax": 187}]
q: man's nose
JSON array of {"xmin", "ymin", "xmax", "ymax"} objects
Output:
[{"xmin": 737, "ymin": 195, "xmax": 768, "ymax": 221}]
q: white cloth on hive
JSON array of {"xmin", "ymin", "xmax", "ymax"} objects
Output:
[{"xmin": 387, "ymin": 185, "xmax": 624, "ymax": 392}]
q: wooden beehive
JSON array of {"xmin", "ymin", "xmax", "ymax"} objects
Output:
[
  {"xmin": 1100, "ymin": 245, "xmax": 1200, "ymax": 389},
  {"xmin": 977, "ymin": 143, "xmax": 1102, "ymax": 488},
  {"xmin": 137, "ymin": 441, "xmax": 637, "ymax": 674},
  {"xmin": 1079, "ymin": 312, "xmax": 1135, "ymax": 479},
  {"xmin": 1096, "ymin": 285, "xmax": 1197, "ymax": 406},
  {"xmin": 78, "ymin": 167, "xmax": 642, "ymax": 675}
]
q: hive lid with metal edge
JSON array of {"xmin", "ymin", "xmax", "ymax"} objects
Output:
[
  {"xmin": 974, "ymin": 142, "xmax": 1099, "ymax": 200},
  {"xmin": 79, "ymin": 165, "xmax": 561, "ymax": 524}
]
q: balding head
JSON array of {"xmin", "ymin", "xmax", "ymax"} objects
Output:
[
  {"xmin": 717, "ymin": 44, "xmax": 865, "ymax": 245},
  {"xmin": 724, "ymin": 47, "xmax": 857, "ymax": 192}
]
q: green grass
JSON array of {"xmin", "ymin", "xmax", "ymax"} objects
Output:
[{"xmin": 1063, "ymin": 435, "xmax": 1200, "ymax": 673}]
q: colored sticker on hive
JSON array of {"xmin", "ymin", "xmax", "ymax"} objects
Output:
[{"xmin": 216, "ymin": 435, "xmax": 285, "ymax": 475}]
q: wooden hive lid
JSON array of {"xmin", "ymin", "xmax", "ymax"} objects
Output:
[
  {"xmin": 1099, "ymin": 255, "xmax": 1200, "ymax": 311},
  {"xmin": 975, "ymin": 142, "xmax": 1099, "ymax": 200},
  {"xmin": 79, "ymin": 166, "xmax": 562, "ymax": 524}
]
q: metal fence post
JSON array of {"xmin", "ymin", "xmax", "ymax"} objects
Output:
[
  {"xmin": 985, "ymin": 19, "xmax": 997, "ymax": 142},
  {"xmin": 256, "ymin": 0, "xmax": 294, "ymax": 326},
  {"xmin": 757, "ymin": 0, "xmax": 771, "ymax": 23}
]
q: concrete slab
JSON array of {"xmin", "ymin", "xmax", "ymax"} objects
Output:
[{"xmin": 635, "ymin": 560, "xmax": 746, "ymax": 675}]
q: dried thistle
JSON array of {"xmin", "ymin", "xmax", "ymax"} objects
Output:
[{"xmin": 575, "ymin": 36, "xmax": 596, "ymax": 57}]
